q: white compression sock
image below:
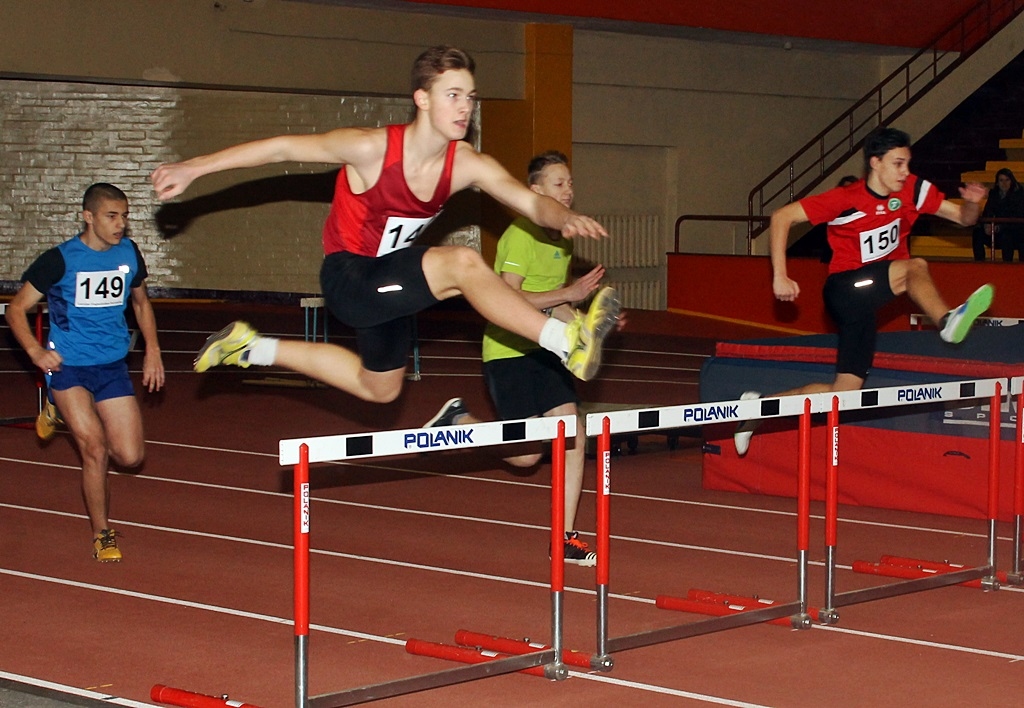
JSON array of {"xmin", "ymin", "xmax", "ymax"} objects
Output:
[
  {"xmin": 245, "ymin": 336, "xmax": 279, "ymax": 366},
  {"xmin": 538, "ymin": 318, "xmax": 569, "ymax": 359}
]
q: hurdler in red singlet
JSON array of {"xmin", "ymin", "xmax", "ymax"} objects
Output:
[{"xmin": 323, "ymin": 124, "xmax": 457, "ymax": 258}]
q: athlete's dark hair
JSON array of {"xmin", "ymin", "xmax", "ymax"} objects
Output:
[
  {"xmin": 411, "ymin": 45, "xmax": 475, "ymax": 93},
  {"xmin": 863, "ymin": 127, "xmax": 911, "ymax": 173},
  {"xmin": 82, "ymin": 183, "xmax": 128, "ymax": 212},
  {"xmin": 527, "ymin": 151, "xmax": 569, "ymax": 186}
]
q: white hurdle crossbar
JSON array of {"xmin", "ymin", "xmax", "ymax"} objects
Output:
[
  {"xmin": 280, "ymin": 414, "xmax": 576, "ymax": 708},
  {"xmin": 584, "ymin": 393, "xmax": 810, "ymax": 438},
  {"xmin": 280, "ymin": 416, "xmax": 574, "ymax": 465},
  {"xmin": 909, "ymin": 313, "xmax": 1024, "ymax": 329}
]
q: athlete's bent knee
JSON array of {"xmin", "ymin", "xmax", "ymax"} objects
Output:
[
  {"xmin": 446, "ymin": 245, "xmax": 485, "ymax": 271},
  {"xmin": 112, "ymin": 445, "xmax": 145, "ymax": 469},
  {"xmin": 358, "ymin": 372, "xmax": 404, "ymax": 403},
  {"xmin": 906, "ymin": 258, "xmax": 931, "ymax": 277}
]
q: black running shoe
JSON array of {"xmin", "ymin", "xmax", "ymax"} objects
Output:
[
  {"xmin": 563, "ymin": 531, "xmax": 597, "ymax": 567},
  {"xmin": 424, "ymin": 397, "xmax": 469, "ymax": 427}
]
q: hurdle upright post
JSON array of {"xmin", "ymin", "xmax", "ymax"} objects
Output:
[
  {"xmin": 1011, "ymin": 378, "xmax": 1024, "ymax": 585},
  {"xmin": 294, "ymin": 443, "xmax": 310, "ymax": 708},
  {"xmin": 819, "ymin": 395, "xmax": 840, "ymax": 624},
  {"xmin": 546, "ymin": 420, "xmax": 568, "ymax": 680},
  {"xmin": 591, "ymin": 415, "xmax": 613, "ymax": 671},
  {"xmin": 981, "ymin": 383, "xmax": 1002, "ymax": 591},
  {"xmin": 791, "ymin": 397, "xmax": 814, "ymax": 629}
]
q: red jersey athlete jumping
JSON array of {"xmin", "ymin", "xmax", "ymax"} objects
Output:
[
  {"xmin": 151, "ymin": 46, "xmax": 620, "ymax": 406},
  {"xmin": 734, "ymin": 126, "xmax": 993, "ymax": 456}
]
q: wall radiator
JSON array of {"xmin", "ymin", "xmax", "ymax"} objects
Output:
[{"xmin": 573, "ymin": 214, "xmax": 663, "ymax": 310}]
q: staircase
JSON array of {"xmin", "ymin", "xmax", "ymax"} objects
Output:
[
  {"xmin": 909, "ymin": 49, "xmax": 1024, "ymax": 259},
  {"xmin": 745, "ymin": 0, "xmax": 1024, "ymax": 255}
]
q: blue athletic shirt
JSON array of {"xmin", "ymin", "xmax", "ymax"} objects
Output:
[{"xmin": 21, "ymin": 234, "xmax": 148, "ymax": 366}]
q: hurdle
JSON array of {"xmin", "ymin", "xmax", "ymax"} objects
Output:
[
  {"xmin": 820, "ymin": 378, "xmax": 1008, "ymax": 618},
  {"xmin": 286, "ymin": 416, "xmax": 574, "ymax": 705},
  {"xmin": 0, "ymin": 302, "xmax": 47, "ymax": 427},
  {"xmin": 584, "ymin": 378, "xmax": 1015, "ymax": 662},
  {"xmin": 300, "ymin": 297, "xmax": 329, "ymax": 344},
  {"xmin": 585, "ymin": 391, "xmax": 820, "ymax": 666},
  {"xmin": 152, "ymin": 414, "xmax": 574, "ymax": 707},
  {"xmin": 1011, "ymin": 376, "xmax": 1024, "ymax": 586}
]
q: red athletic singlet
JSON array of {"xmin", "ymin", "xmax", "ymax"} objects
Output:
[
  {"xmin": 321, "ymin": 124, "xmax": 457, "ymax": 257},
  {"xmin": 800, "ymin": 174, "xmax": 944, "ymax": 274}
]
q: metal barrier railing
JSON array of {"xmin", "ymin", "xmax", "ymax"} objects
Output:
[{"xmin": 746, "ymin": 0, "xmax": 1024, "ymax": 243}]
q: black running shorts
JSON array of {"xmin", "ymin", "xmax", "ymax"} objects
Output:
[
  {"xmin": 822, "ymin": 260, "xmax": 896, "ymax": 379},
  {"xmin": 320, "ymin": 247, "xmax": 440, "ymax": 372},
  {"xmin": 483, "ymin": 349, "xmax": 578, "ymax": 421}
]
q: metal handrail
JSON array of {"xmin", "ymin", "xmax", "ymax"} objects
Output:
[
  {"xmin": 673, "ymin": 214, "xmax": 770, "ymax": 254},
  {"xmin": 745, "ymin": 0, "xmax": 1024, "ymax": 247}
]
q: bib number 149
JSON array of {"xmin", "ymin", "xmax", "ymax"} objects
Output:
[{"xmin": 75, "ymin": 270, "xmax": 126, "ymax": 308}]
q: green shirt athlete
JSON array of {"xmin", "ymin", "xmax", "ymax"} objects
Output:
[{"xmin": 482, "ymin": 216, "xmax": 574, "ymax": 362}]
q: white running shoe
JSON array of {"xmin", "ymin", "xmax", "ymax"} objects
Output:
[
  {"xmin": 939, "ymin": 284, "xmax": 994, "ymax": 344},
  {"xmin": 734, "ymin": 391, "xmax": 762, "ymax": 456}
]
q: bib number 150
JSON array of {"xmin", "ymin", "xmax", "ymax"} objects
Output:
[{"xmin": 859, "ymin": 219, "xmax": 900, "ymax": 263}]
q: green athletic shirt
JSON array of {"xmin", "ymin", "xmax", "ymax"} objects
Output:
[{"xmin": 482, "ymin": 216, "xmax": 573, "ymax": 362}]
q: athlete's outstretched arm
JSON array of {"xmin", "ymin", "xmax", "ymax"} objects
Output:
[
  {"xmin": 934, "ymin": 182, "xmax": 986, "ymax": 226},
  {"xmin": 150, "ymin": 127, "xmax": 378, "ymax": 201},
  {"xmin": 460, "ymin": 148, "xmax": 607, "ymax": 239}
]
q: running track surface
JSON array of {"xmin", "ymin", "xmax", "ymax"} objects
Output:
[{"xmin": 1, "ymin": 301, "xmax": 1022, "ymax": 707}]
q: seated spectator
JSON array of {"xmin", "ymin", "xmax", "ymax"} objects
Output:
[{"xmin": 973, "ymin": 168, "xmax": 1024, "ymax": 262}]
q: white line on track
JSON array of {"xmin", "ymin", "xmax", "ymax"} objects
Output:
[
  {"xmin": 0, "ymin": 565, "xmax": 770, "ymax": 706},
  {"xmin": 810, "ymin": 624, "xmax": 1024, "ymax": 662},
  {"xmin": 4, "ymin": 545, "xmax": 1022, "ymax": 706},
  {"xmin": 0, "ymin": 670, "xmax": 156, "ymax": 707},
  {"xmin": 4, "ymin": 445, "xmax": 1023, "ymax": 704},
  {"xmin": 2, "ymin": 448, "xmax": 1017, "ymax": 546},
  {"xmin": 0, "ymin": 501, "xmax": 648, "ymax": 602}
]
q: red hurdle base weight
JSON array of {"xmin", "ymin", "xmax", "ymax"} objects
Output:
[
  {"xmin": 853, "ymin": 557, "xmax": 1008, "ymax": 589},
  {"xmin": 453, "ymin": 629, "xmax": 593, "ymax": 669},
  {"xmin": 656, "ymin": 589, "xmax": 821, "ymax": 626},
  {"xmin": 405, "ymin": 639, "xmax": 547, "ymax": 677},
  {"xmin": 151, "ymin": 684, "xmax": 264, "ymax": 708}
]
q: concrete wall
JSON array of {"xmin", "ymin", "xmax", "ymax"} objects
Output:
[
  {"xmin": 2, "ymin": 0, "xmax": 971, "ymax": 299},
  {"xmin": 0, "ymin": 0, "xmax": 514, "ymax": 294},
  {"xmin": 569, "ymin": 30, "xmax": 913, "ymax": 259},
  {"xmin": 0, "ymin": 0, "xmax": 524, "ymax": 97}
]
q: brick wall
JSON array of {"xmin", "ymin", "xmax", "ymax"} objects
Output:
[{"xmin": 1, "ymin": 79, "xmax": 480, "ymax": 296}]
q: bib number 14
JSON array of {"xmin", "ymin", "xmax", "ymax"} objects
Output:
[{"xmin": 377, "ymin": 214, "xmax": 438, "ymax": 257}]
